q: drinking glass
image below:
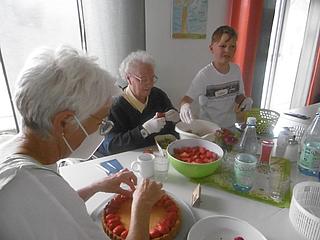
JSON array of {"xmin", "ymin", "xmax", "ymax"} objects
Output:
[
  {"xmin": 269, "ymin": 165, "xmax": 290, "ymax": 202},
  {"xmin": 233, "ymin": 153, "xmax": 257, "ymax": 193}
]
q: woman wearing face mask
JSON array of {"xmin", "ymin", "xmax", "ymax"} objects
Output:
[{"xmin": 0, "ymin": 46, "xmax": 164, "ymax": 240}]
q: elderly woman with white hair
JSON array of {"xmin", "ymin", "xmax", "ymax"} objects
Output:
[
  {"xmin": 98, "ymin": 50, "xmax": 180, "ymax": 156},
  {"xmin": 0, "ymin": 46, "xmax": 164, "ymax": 240}
]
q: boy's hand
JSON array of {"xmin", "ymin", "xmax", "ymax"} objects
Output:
[
  {"xmin": 239, "ymin": 97, "xmax": 253, "ymax": 111},
  {"xmin": 165, "ymin": 109, "xmax": 180, "ymax": 123},
  {"xmin": 180, "ymin": 103, "xmax": 193, "ymax": 123}
]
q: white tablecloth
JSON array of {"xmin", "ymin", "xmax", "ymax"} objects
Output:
[
  {"xmin": 60, "ymin": 148, "xmax": 305, "ymax": 240},
  {"xmin": 59, "ymin": 103, "xmax": 320, "ymax": 239}
]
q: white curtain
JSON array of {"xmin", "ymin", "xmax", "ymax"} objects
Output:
[{"xmin": 82, "ymin": 0, "xmax": 145, "ymax": 87}]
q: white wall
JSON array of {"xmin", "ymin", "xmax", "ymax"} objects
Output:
[{"xmin": 145, "ymin": 0, "xmax": 228, "ymax": 115}]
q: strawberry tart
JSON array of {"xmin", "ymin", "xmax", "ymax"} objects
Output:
[{"xmin": 101, "ymin": 194, "xmax": 181, "ymax": 239}]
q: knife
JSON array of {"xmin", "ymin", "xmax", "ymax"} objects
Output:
[{"xmin": 284, "ymin": 112, "xmax": 310, "ymax": 120}]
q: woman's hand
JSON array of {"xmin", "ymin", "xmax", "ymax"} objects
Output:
[
  {"xmin": 132, "ymin": 178, "xmax": 165, "ymax": 210},
  {"xmin": 78, "ymin": 168, "xmax": 137, "ymax": 201},
  {"xmin": 127, "ymin": 179, "xmax": 165, "ymax": 240},
  {"xmin": 97, "ymin": 168, "xmax": 137, "ymax": 197}
]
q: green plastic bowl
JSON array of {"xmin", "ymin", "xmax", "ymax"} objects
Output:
[{"xmin": 167, "ymin": 138, "xmax": 224, "ymax": 179}]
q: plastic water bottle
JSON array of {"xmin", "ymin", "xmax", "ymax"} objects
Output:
[
  {"xmin": 239, "ymin": 117, "xmax": 259, "ymax": 155},
  {"xmin": 298, "ymin": 110, "xmax": 320, "ymax": 176},
  {"xmin": 275, "ymin": 127, "xmax": 291, "ymax": 157}
]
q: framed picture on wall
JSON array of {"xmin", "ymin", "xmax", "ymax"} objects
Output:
[{"xmin": 171, "ymin": 0, "xmax": 208, "ymax": 39}]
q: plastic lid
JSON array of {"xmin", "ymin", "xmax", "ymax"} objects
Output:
[
  {"xmin": 246, "ymin": 117, "xmax": 256, "ymax": 125},
  {"xmin": 288, "ymin": 135, "xmax": 298, "ymax": 145}
]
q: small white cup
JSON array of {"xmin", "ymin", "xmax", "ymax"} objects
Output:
[{"xmin": 131, "ymin": 153, "xmax": 155, "ymax": 178}]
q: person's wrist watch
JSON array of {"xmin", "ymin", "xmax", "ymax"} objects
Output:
[{"xmin": 140, "ymin": 127, "xmax": 149, "ymax": 138}]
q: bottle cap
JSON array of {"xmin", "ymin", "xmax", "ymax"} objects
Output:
[
  {"xmin": 246, "ymin": 117, "xmax": 256, "ymax": 126},
  {"xmin": 262, "ymin": 140, "xmax": 274, "ymax": 146}
]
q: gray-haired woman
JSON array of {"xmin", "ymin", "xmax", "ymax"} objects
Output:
[{"xmin": 0, "ymin": 46, "xmax": 164, "ymax": 240}]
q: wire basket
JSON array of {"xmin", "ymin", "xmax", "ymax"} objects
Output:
[
  {"xmin": 288, "ymin": 125, "xmax": 305, "ymax": 142},
  {"xmin": 246, "ymin": 108, "xmax": 280, "ymax": 135},
  {"xmin": 289, "ymin": 182, "xmax": 320, "ymax": 240}
]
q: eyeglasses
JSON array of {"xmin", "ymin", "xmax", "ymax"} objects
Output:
[
  {"xmin": 87, "ymin": 114, "xmax": 114, "ymax": 136},
  {"xmin": 99, "ymin": 118, "xmax": 114, "ymax": 136},
  {"xmin": 131, "ymin": 74, "xmax": 158, "ymax": 84}
]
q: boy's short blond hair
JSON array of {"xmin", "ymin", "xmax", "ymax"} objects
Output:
[{"xmin": 211, "ymin": 25, "xmax": 238, "ymax": 43}]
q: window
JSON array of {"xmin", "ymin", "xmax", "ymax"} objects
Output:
[
  {"xmin": 0, "ymin": 0, "xmax": 82, "ymax": 133},
  {"xmin": 262, "ymin": 0, "xmax": 319, "ymax": 112},
  {"xmin": 261, "ymin": 0, "xmax": 310, "ymax": 111},
  {"xmin": 0, "ymin": 59, "xmax": 16, "ymax": 132},
  {"xmin": 0, "ymin": 1, "xmax": 146, "ymax": 134}
]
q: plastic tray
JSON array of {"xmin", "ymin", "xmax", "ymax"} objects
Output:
[{"xmin": 194, "ymin": 154, "xmax": 292, "ymax": 208}]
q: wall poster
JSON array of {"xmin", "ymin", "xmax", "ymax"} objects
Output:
[{"xmin": 172, "ymin": 0, "xmax": 208, "ymax": 39}]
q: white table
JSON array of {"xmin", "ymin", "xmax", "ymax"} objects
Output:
[
  {"xmin": 276, "ymin": 102, "xmax": 319, "ymax": 129},
  {"xmin": 60, "ymin": 103, "xmax": 320, "ymax": 239},
  {"xmin": 60, "ymin": 148, "xmax": 303, "ymax": 240}
]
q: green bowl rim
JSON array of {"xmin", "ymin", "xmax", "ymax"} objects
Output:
[
  {"xmin": 167, "ymin": 139, "xmax": 223, "ymax": 166},
  {"xmin": 168, "ymin": 154, "xmax": 222, "ymax": 166}
]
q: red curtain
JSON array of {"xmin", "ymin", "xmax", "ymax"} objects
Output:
[
  {"xmin": 306, "ymin": 38, "xmax": 320, "ymax": 105},
  {"xmin": 227, "ymin": 0, "xmax": 264, "ymax": 96}
]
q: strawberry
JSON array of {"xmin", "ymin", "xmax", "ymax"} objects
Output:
[
  {"xmin": 173, "ymin": 146, "xmax": 219, "ymax": 164},
  {"xmin": 112, "ymin": 225, "xmax": 125, "ymax": 236},
  {"xmin": 156, "ymin": 112, "xmax": 165, "ymax": 118},
  {"xmin": 156, "ymin": 223, "xmax": 170, "ymax": 234},
  {"xmin": 120, "ymin": 229, "xmax": 128, "ymax": 239},
  {"xmin": 150, "ymin": 228, "xmax": 162, "ymax": 238},
  {"xmin": 105, "ymin": 213, "xmax": 120, "ymax": 222},
  {"xmin": 234, "ymin": 237, "xmax": 245, "ymax": 240}
]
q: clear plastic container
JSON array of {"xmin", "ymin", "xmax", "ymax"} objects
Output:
[
  {"xmin": 259, "ymin": 140, "xmax": 274, "ymax": 165},
  {"xmin": 275, "ymin": 127, "xmax": 291, "ymax": 157},
  {"xmin": 284, "ymin": 135, "xmax": 299, "ymax": 162},
  {"xmin": 255, "ymin": 140, "xmax": 274, "ymax": 195},
  {"xmin": 154, "ymin": 155, "xmax": 169, "ymax": 182},
  {"xmin": 289, "ymin": 181, "xmax": 320, "ymax": 240}
]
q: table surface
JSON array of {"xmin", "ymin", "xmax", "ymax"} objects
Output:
[
  {"xmin": 60, "ymin": 103, "xmax": 320, "ymax": 240},
  {"xmin": 277, "ymin": 102, "xmax": 319, "ymax": 128}
]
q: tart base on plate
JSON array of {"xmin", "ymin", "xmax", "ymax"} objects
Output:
[{"xmin": 101, "ymin": 194, "xmax": 181, "ymax": 239}]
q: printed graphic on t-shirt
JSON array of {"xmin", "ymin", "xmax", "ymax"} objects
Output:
[{"xmin": 205, "ymin": 81, "xmax": 240, "ymax": 99}]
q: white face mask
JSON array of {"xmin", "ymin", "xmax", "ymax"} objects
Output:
[{"xmin": 62, "ymin": 116, "xmax": 105, "ymax": 160}]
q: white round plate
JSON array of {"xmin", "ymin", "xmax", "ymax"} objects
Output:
[
  {"xmin": 91, "ymin": 192, "xmax": 196, "ymax": 240},
  {"xmin": 187, "ymin": 215, "xmax": 267, "ymax": 240}
]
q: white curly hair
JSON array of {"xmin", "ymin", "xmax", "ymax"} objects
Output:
[
  {"xmin": 118, "ymin": 50, "xmax": 156, "ymax": 81},
  {"xmin": 15, "ymin": 46, "xmax": 118, "ymax": 137}
]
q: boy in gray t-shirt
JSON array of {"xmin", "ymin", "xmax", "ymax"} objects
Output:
[{"xmin": 179, "ymin": 25, "xmax": 253, "ymax": 128}]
